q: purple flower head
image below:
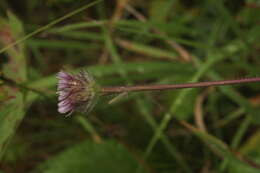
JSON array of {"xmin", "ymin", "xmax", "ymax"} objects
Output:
[{"xmin": 57, "ymin": 70, "xmax": 99, "ymax": 116}]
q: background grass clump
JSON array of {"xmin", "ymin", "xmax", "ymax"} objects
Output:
[{"xmin": 0, "ymin": 0, "xmax": 260, "ymax": 172}]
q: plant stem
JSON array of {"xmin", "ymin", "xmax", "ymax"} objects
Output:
[{"xmin": 102, "ymin": 77, "xmax": 260, "ymax": 94}]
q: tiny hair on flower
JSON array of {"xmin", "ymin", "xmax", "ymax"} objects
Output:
[{"xmin": 57, "ymin": 70, "xmax": 100, "ymax": 116}]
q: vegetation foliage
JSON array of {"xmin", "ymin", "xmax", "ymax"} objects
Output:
[{"xmin": 0, "ymin": 0, "xmax": 260, "ymax": 172}]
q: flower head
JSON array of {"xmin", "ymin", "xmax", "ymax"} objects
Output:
[{"xmin": 57, "ymin": 70, "xmax": 100, "ymax": 116}]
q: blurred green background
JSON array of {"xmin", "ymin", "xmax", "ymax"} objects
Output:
[{"xmin": 0, "ymin": 0, "xmax": 260, "ymax": 172}]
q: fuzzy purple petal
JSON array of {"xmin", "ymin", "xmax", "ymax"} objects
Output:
[
  {"xmin": 57, "ymin": 70, "xmax": 97, "ymax": 115},
  {"xmin": 57, "ymin": 71, "xmax": 73, "ymax": 80},
  {"xmin": 58, "ymin": 83, "xmax": 69, "ymax": 90},
  {"xmin": 58, "ymin": 104, "xmax": 73, "ymax": 114},
  {"xmin": 58, "ymin": 99, "xmax": 71, "ymax": 107},
  {"xmin": 58, "ymin": 91, "xmax": 70, "ymax": 101}
]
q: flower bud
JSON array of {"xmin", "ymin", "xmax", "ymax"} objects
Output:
[{"xmin": 57, "ymin": 70, "xmax": 100, "ymax": 116}]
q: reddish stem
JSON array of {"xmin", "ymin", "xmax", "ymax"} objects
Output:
[{"xmin": 102, "ymin": 77, "xmax": 260, "ymax": 94}]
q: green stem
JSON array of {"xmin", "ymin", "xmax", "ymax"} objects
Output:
[{"xmin": 0, "ymin": 0, "xmax": 102, "ymax": 54}]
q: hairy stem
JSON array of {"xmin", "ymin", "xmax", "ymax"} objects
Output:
[{"xmin": 102, "ymin": 77, "xmax": 260, "ymax": 94}]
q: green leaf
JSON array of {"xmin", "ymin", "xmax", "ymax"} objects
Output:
[
  {"xmin": 149, "ymin": 0, "xmax": 175, "ymax": 23},
  {"xmin": 0, "ymin": 12, "xmax": 27, "ymax": 160},
  {"xmin": 0, "ymin": 12, "xmax": 26, "ymax": 82},
  {"xmin": 240, "ymin": 130, "xmax": 260, "ymax": 154},
  {"xmin": 7, "ymin": 11, "xmax": 23, "ymax": 38},
  {"xmin": 0, "ymin": 93, "xmax": 25, "ymax": 160},
  {"xmin": 184, "ymin": 123, "xmax": 260, "ymax": 173},
  {"xmin": 226, "ymin": 130, "xmax": 260, "ymax": 173},
  {"xmin": 183, "ymin": 123, "xmax": 250, "ymax": 165},
  {"xmin": 34, "ymin": 140, "xmax": 147, "ymax": 173},
  {"xmin": 27, "ymin": 39, "xmax": 99, "ymax": 50},
  {"xmin": 116, "ymin": 39, "xmax": 178, "ymax": 60},
  {"xmin": 173, "ymin": 89, "xmax": 199, "ymax": 120},
  {"xmin": 227, "ymin": 157, "xmax": 260, "ymax": 173}
]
